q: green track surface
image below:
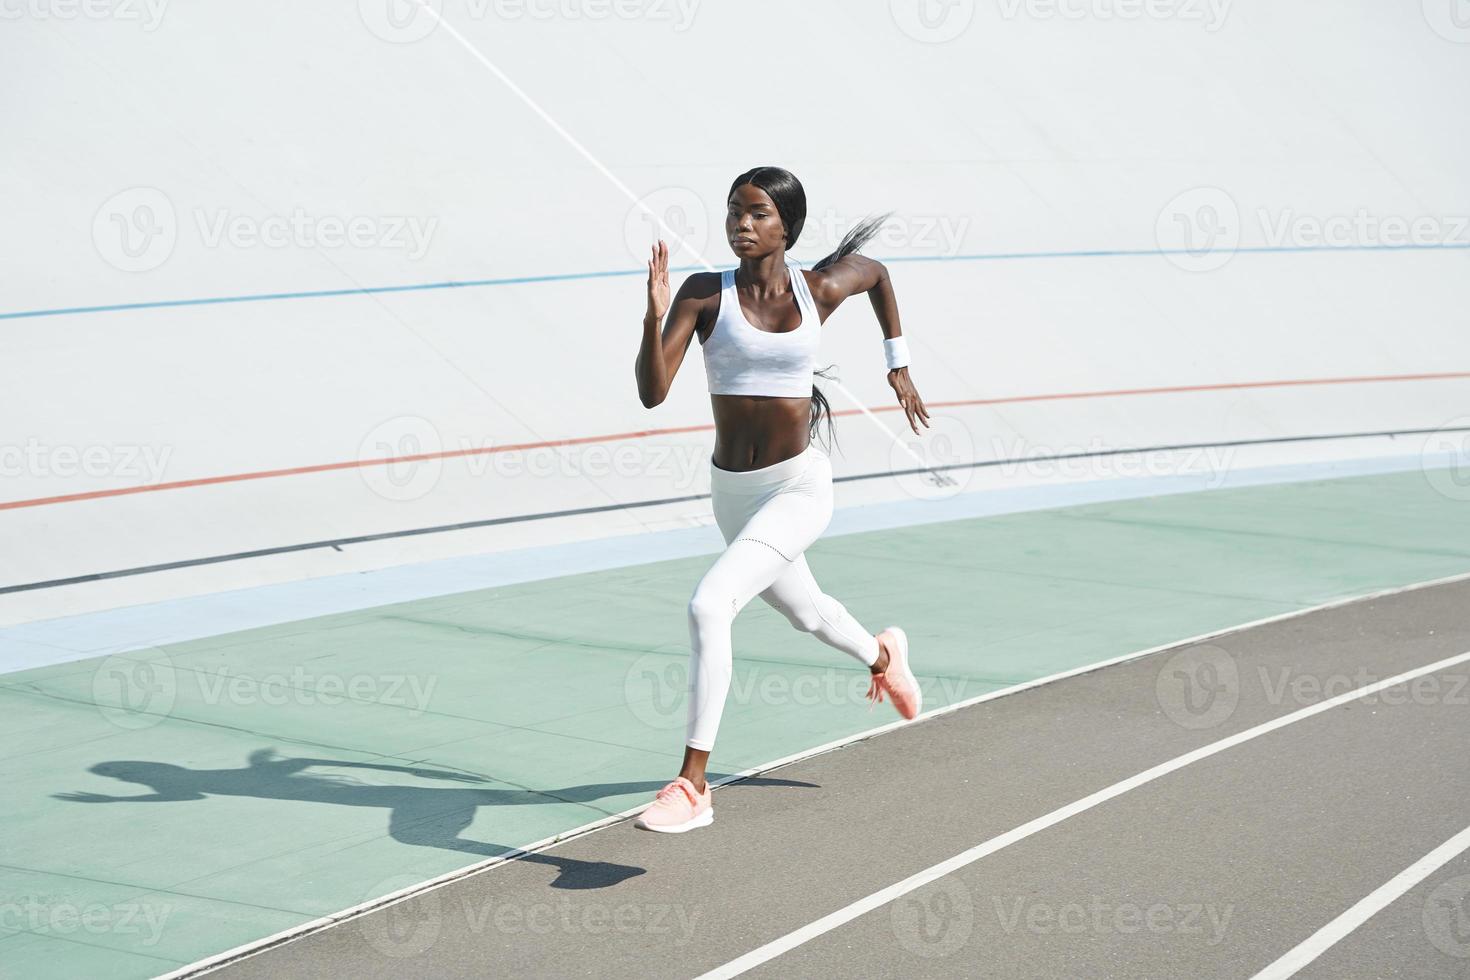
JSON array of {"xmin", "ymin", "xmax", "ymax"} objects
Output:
[{"xmin": 3, "ymin": 470, "xmax": 1468, "ymax": 978}]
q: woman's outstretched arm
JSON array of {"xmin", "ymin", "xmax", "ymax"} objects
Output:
[
  {"xmin": 808, "ymin": 254, "xmax": 932, "ymax": 435},
  {"xmin": 635, "ymin": 240, "xmax": 711, "ymax": 408}
]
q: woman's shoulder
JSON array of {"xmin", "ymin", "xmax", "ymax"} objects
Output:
[
  {"xmin": 677, "ymin": 270, "xmax": 724, "ymax": 297},
  {"xmin": 799, "ymin": 254, "xmax": 879, "ymax": 308},
  {"xmin": 674, "ymin": 271, "xmax": 724, "ymax": 344},
  {"xmin": 673, "ymin": 271, "xmax": 724, "ymax": 315},
  {"xmin": 796, "ymin": 265, "xmax": 838, "ymax": 308}
]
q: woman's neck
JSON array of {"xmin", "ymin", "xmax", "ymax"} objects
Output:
[{"xmin": 735, "ymin": 251, "xmax": 789, "ymax": 295}]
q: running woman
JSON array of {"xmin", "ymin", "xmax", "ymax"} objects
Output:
[{"xmin": 632, "ymin": 166, "xmax": 931, "ymax": 833}]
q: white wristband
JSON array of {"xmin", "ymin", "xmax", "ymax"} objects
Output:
[{"xmin": 883, "ymin": 336, "xmax": 910, "ymax": 371}]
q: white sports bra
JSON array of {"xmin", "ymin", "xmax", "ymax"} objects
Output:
[{"xmin": 701, "ymin": 260, "xmax": 821, "ymax": 398}]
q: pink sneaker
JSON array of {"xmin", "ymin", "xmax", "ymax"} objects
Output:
[
  {"xmin": 634, "ymin": 777, "xmax": 713, "ymax": 833},
  {"xmin": 868, "ymin": 626, "xmax": 923, "ymax": 720}
]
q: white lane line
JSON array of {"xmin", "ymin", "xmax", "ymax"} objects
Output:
[
  {"xmin": 694, "ymin": 648, "xmax": 1470, "ymax": 979},
  {"xmin": 409, "ymin": 2, "xmax": 713, "ymax": 272},
  {"xmin": 1251, "ymin": 823, "xmax": 1470, "ymax": 979},
  {"xmin": 407, "ymin": 1, "xmax": 941, "ymax": 478},
  {"xmin": 164, "ymin": 570, "xmax": 1470, "ymax": 979}
]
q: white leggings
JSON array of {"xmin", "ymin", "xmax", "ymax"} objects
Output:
[{"xmin": 685, "ymin": 443, "xmax": 880, "ymax": 751}]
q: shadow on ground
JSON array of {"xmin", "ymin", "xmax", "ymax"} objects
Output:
[{"xmin": 52, "ymin": 748, "xmax": 816, "ymax": 889}]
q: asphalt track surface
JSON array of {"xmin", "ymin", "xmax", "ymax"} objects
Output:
[{"xmin": 210, "ymin": 578, "xmax": 1470, "ymax": 979}]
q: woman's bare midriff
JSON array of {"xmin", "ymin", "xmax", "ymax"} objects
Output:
[{"xmin": 709, "ymin": 393, "xmax": 812, "ymax": 471}]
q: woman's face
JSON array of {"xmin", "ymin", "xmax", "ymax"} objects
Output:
[{"xmin": 726, "ymin": 184, "xmax": 786, "ymax": 258}]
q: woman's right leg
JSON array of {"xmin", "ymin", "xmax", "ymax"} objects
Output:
[
  {"xmin": 683, "ymin": 537, "xmax": 804, "ymax": 756},
  {"xmin": 638, "ymin": 526, "xmax": 794, "ymax": 832}
]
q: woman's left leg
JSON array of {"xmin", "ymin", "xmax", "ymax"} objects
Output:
[{"xmin": 758, "ymin": 555, "xmax": 880, "ymax": 668}]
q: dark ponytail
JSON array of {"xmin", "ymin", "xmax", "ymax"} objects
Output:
[
  {"xmin": 727, "ymin": 167, "xmax": 892, "ymax": 455},
  {"xmin": 810, "ymin": 213, "xmax": 893, "ymax": 272},
  {"xmin": 808, "ymin": 215, "xmax": 892, "ymax": 452}
]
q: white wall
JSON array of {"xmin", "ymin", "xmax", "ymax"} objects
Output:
[{"xmin": 3, "ymin": 0, "xmax": 1468, "ymax": 622}]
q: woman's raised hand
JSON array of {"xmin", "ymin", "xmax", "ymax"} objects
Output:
[{"xmin": 646, "ymin": 239, "xmax": 671, "ymax": 322}]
